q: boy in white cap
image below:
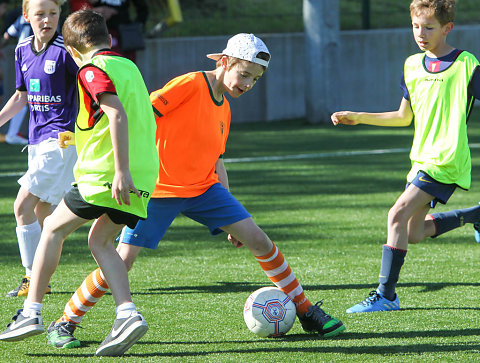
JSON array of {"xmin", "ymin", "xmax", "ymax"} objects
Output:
[{"xmin": 45, "ymin": 33, "xmax": 346, "ymax": 350}]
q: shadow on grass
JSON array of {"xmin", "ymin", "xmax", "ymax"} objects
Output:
[
  {"xmin": 143, "ymin": 281, "xmax": 480, "ymax": 295},
  {"xmin": 23, "ymin": 281, "xmax": 480, "ymax": 305},
  {"xmin": 27, "ymin": 328, "xmax": 480, "ymax": 357}
]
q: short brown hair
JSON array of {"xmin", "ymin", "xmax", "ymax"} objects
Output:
[
  {"xmin": 62, "ymin": 9, "xmax": 109, "ymax": 53},
  {"xmin": 410, "ymin": 0, "xmax": 456, "ymax": 25}
]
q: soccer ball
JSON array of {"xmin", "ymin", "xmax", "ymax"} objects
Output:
[{"xmin": 243, "ymin": 287, "xmax": 296, "ymax": 337}]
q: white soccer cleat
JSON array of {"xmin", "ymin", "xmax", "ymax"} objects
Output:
[
  {"xmin": 95, "ymin": 311, "xmax": 148, "ymax": 356},
  {"xmin": 0, "ymin": 309, "xmax": 44, "ymax": 342}
]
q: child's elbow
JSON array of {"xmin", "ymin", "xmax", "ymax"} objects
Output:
[{"xmin": 401, "ymin": 117, "xmax": 413, "ymax": 127}]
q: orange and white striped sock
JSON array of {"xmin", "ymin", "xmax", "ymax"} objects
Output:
[
  {"xmin": 256, "ymin": 243, "xmax": 312, "ymax": 316},
  {"xmin": 58, "ymin": 268, "xmax": 109, "ymax": 324}
]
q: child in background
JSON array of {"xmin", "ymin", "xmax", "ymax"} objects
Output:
[
  {"xmin": 1, "ymin": 0, "xmax": 77, "ymax": 298},
  {"xmin": 0, "ymin": 9, "xmax": 159, "ymax": 357},
  {"xmin": 0, "ymin": 10, "xmax": 34, "ymax": 146},
  {"xmin": 331, "ymin": 0, "xmax": 480, "ymax": 313}
]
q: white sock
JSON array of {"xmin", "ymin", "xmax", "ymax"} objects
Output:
[
  {"xmin": 116, "ymin": 302, "xmax": 136, "ymax": 319},
  {"xmin": 22, "ymin": 300, "xmax": 42, "ymax": 317},
  {"xmin": 16, "ymin": 221, "xmax": 42, "ymax": 277}
]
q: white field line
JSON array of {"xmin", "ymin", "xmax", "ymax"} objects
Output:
[
  {"xmin": 1, "ymin": 144, "xmax": 480, "ymax": 177},
  {"xmin": 224, "ymin": 143, "xmax": 480, "ymax": 164}
]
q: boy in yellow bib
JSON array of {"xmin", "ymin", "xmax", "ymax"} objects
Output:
[
  {"xmin": 331, "ymin": 0, "xmax": 480, "ymax": 313},
  {"xmin": 0, "ymin": 9, "xmax": 158, "ymax": 357}
]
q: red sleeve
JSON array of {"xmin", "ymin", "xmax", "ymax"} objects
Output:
[
  {"xmin": 68, "ymin": 0, "xmax": 92, "ymax": 12},
  {"xmin": 78, "ymin": 66, "xmax": 116, "ymax": 105}
]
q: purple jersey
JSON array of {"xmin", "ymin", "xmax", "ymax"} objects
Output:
[{"xmin": 15, "ymin": 33, "xmax": 78, "ymax": 144}]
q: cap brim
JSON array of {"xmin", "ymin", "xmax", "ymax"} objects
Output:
[{"xmin": 206, "ymin": 53, "xmax": 223, "ymax": 61}]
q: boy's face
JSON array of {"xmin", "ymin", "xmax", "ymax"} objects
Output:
[
  {"xmin": 223, "ymin": 60, "xmax": 264, "ymax": 99},
  {"xmin": 24, "ymin": 0, "xmax": 60, "ymax": 44},
  {"xmin": 411, "ymin": 11, "xmax": 453, "ymax": 55}
]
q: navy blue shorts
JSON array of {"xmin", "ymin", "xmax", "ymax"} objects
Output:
[
  {"xmin": 407, "ymin": 171, "xmax": 456, "ymax": 208},
  {"xmin": 119, "ymin": 183, "xmax": 251, "ymax": 249}
]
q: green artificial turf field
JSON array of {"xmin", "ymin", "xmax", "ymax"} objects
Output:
[{"xmin": 1, "ymin": 113, "xmax": 480, "ymax": 362}]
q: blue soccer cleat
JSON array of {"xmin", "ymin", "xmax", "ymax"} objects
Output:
[
  {"xmin": 474, "ymin": 222, "xmax": 480, "ymax": 243},
  {"xmin": 346, "ymin": 290, "xmax": 400, "ymax": 313}
]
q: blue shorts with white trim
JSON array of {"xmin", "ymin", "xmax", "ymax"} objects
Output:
[{"xmin": 119, "ymin": 183, "xmax": 251, "ymax": 249}]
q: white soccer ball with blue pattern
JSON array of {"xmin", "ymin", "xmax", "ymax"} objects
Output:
[{"xmin": 243, "ymin": 287, "xmax": 296, "ymax": 337}]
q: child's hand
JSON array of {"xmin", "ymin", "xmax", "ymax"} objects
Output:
[
  {"xmin": 228, "ymin": 234, "xmax": 244, "ymax": 248},
  {"xmin": 112, "ymin": 170, "xmax": 141, "ymax": 206},
  {"xmin": 58, "ymin": 131, "xmax": 75, "ymax": 148},
  {"xmin": 331, "ymin": 111, "xmax": 359, "ymax": 126}
]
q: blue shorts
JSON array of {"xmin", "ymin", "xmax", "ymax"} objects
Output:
[
  {"xmin": 119, "ymin": 183, "xmax": 251, "ymax": 249},
  {"xmin": 407, "ymin": 171, "xmax": 456, "ymax": 208}
]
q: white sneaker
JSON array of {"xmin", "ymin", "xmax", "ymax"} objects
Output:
[
  {"xmin": 5, "ymin": 134, "xmax": 28, "ymax": 145},
  {"xmin": 95, "ymin": 310, "xmax": 148, "ymax": 356},
  {"xmin": 0, "ymin": 309, "xmax": 44, "ymax": 341}
]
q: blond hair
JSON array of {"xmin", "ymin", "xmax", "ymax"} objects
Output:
[
  {"xmin": 23, "ymin": 0, "xmax": 65, "ymax": 14},
  {"xmin": 410, "ymin": 0, "xmax": 456, "ymax": 25},
  {"xmin": 215, "ymin": 52, "xmax": 270, "ymax": 71}
]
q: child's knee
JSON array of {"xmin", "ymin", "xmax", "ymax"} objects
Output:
[
  {"xmin": 120, "ymin": 250, "xmax": 137, "ymax": 271},
  {"xmin": 388, "ymin": 203, "xmax": 409, "ymax": 226},
  {"xmin": 13, "ymin": 191, "xmax": 38, "ymax": 222},
  {"xmin": 42, "ymin": 215, "xmax": 67, "ymax": 241},
  {"xmin": 13, "ymin": 196, "xmax": 30, "ymax": 219},
  {"xmin": 407, "ymin": 235, "xmax": 422, "ymax": 244},
  {"xmin": 245, "ymin": 229, "xmax": 272, "ymax": 255},
  {"xmin": 116, "ymin": 243, "xmax": 140, "ymax": 271}
]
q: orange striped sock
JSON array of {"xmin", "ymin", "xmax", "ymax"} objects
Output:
[
  {"xmin": 57, "ymin": 268, "xmax": 109, "ymax": 324},
  {"xmin": 256, "ymin": 243, "xmax": 312, "ymax": 316}
]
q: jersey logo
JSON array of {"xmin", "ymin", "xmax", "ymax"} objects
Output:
[
  {"xmin": 29, "ymin": 79, "xmax": 40, "ymax": 92},
  {"xmin": 21, "ymin": 64, "xmax": 27, "ymax": 72},
  {"xmin": 85, "ymin": 70, "xmax": 95, "ymax": 83},
  {"xmin": 429, "ymin": 60, "xmax": 441, "ymax": 72},
  {"xmin": 44, "ymin": 60, "xmax": 56, "ymax": 74},
  {"xmin": 418, "ymin": 176, "xmax": 432, "ymax": 184}
]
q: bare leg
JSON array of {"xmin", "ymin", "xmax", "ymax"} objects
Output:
[
  {"xmin": 221, "ymin": 217, "xmax": 315, "ymax": 316},
  {"xmin": 377, "ymin": 184, "xmax": 434, "ymax": 300},
  {"xmin": 27, "ymin": 201, "xmax": 88, "ymax": 303},
  {"xmin": 57, "ymin": 240, "xmax": 142, "ymax": 325},
  {"xmin": 221, "ymin": 217, "xmax": 272, "ymax": 256},
  {"xmin": 117, "ymin": 242, "xmax": 142, "ymax": 272},
  {"xmin": 387, "ymin": 184, "xmax": 434, "ymax": 250},
  {"xmin": 88, "ymin": 215, "xmax": 132, "ymax": 306},
  {"xmin": 34, "ymin": 201, "xmax": 54, "ymax": 228},
  {"xmin": 408, "ymin": 204, "xmax": 435, "ymax": 243},
  {"xmin": 14, "ymin": 187, "xmax": 40, "ymax": 226}
]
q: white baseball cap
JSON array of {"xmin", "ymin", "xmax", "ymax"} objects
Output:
[{"xmin": 207, "ymin": 33, "xmax": 270, "ymax": 67}]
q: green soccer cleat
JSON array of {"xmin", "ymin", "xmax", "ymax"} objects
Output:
[
  {"xmin": 298, "ymin": 301, "xmax": 346, "ymax": 337},
  {"xmin": 47, "ymin": 321, "xmax": 81, "ymax": 349}
]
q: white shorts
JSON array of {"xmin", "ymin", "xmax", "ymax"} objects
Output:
[{"xmin": 18, "ymin": 137, "xmax": 77, "ymax": 205}]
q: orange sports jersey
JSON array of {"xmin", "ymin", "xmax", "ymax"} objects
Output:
[{"xmin": 150, "ymin": 71, "xmax": 231, "ymax": 198}]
